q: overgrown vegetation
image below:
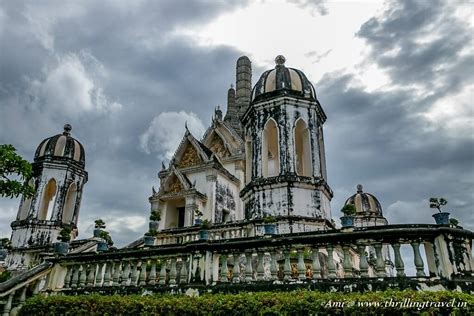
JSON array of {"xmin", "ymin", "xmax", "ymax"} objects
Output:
[
  {"xmin": 0, "ymin": 144, "xmax": 35, "ymax": 198},
  {"xmin": 19, "ymin": 290, "xmax": 472, "ymax": 315}
]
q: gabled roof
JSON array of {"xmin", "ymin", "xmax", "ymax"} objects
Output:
[
  {"xmin": 170, "ymin": 129, "xmax": 214, "ymax": 168},
  {"xmin": 202, "ymin": 118, "xmax": 244, "ymax": 156}
]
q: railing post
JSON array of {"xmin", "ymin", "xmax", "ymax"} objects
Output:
[
  {"xmin": 245, "ymin": 252, "xmax": 253, "ymax": 282},
  {"xmin": 71, "ymin": 264, "xmax": 80, "ymax": 288},
  {"xmin": 103, "ymin": 262, "xmax": 112, "ymax": 286},
  {"xmin": 411, "ymin": 241, "xmax": 426, "ymax": 277},
  {"xmin": 283, "ymin": 250, "xmax": 292, "ymax": 281},
  {"xmin": 312, "ymin": 247, "xmax": 321, "ymax": 279},
  {"xmin": 297, "ymin": 249, "xmax": 306, "ymax": 281},
  {"xmin": 148, "ymin": 259, "xmax": 157, "ymax": 285},
  {"xmin": 18, "ymin": 287, "xmax": 27, "ymax": 309},
  {"xmin": 374, "ymin": 243, "xmax": 386, "ymax": 277},
  {"xmin": 270, "ymin": 252, "xmax": 278, "ymax": 281},
  {"xmin": 391, "ymin": 243, "xmax": 405, "ymax": 277},
  {"xmin": 256, "ymin": 252, "xmax": 265, "ymax": 281},
  {"xmin": 95, "ymin": 263, "xmax": 104, "ymax": 287},
  {"xmin": 63, "ymin": 265, "xmax": 73, "ymax": 288},
  {"xmin": 121, "ymin": 261, "xmax": 131, "ymax": 286},
  {"xmin": 232, "ymin": 253, "xmax": 240, "ymax": 283},
  {"xmin": 139, "ymin": 260, "xmax": 147, "ymax": 286},
  {"xmin": 159, "ymin": 259, "xmax": 167, "ymax": 285},
  {"xmin": 342, "ymin": 246, "xmax": 353, "ymax": 277},
  {"xmin": 326, "ymin": 246, "xmax": 337, "ymax": 278},
  {"xmin": 79, "ymin": 264, "xmax": 87, "ymax": 287},
  {"xmin": 180, "ymin": 257, "xmax": 189, "ymax": 284},
  {"xmin": 169, "ymin": 258, "xmax": 177, "ymax": 285},
  {"xmin": 112, "ymin": 261, "xmax": 121, "ymax": 286},
  {"xmin": 86, "ymin": 264, "xmax": 96, "ymax": 287},
  {"xmin": 220, "ymin": 254, "xmax": 229, "ymax": 283},
  {"xmin": 130, "ymin": 260, "xmax": 139, "ymax": 285},
  {"xmin": 357, "ymin": 244, "xmax": 369, "ymax": 277},
  {"xmin": 2, "ymin": 291, "xmax": 14, "ymax": 316}
]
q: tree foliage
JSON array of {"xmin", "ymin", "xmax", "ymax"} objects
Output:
[{"xmin": 0, "ymin": 144, "xmax": 35, "ymax": 198}]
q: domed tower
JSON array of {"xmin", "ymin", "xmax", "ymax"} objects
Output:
[
  {"xmin": 343, "ymin": 184, "xmax": 388, "ymax": 227},
  {"xmin": 8, "ymin": 124, "xmax": 88, "ymax": 268},
  {"xmin": 240, "ymin": 55, "xmax": 333, "ymax": 231}
]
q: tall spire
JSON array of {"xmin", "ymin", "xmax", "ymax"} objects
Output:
[{"xmin": 236, "ymin": 56, "xmax": 252, "ymax": 118}]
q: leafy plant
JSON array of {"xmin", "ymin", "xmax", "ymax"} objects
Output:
[
  {"xmin": 263, "ymin": 215, "xmax": 276, "ymax": 224},
  {"xmin": 449, "ymin": 218, "xmax": 459, "ymax": 227},
  {"xmin": 149, "ymin": 211, "xmax": 161, "ymax": 222},
  {"xmin": 194, "ymin": 209, "xmax": 203, "ymax": 218},
  {"xmin": 341, "ymin": 204, "xmax": 356, "ymax": 216},
  {"xmin": 99, "ymin": 230, "xmax": 113, "ymax": 246},
  {"xmin": 145, "ymin": 229, "xmax": 158, "ymax": 237},
  {"xmin": 429, "ymin": 197, "xmax": 448, "ymax": 213},
  {"xmin": 94, "ymin": 219, "xmax": 106, "ymax": 229},
  {"xmin": 0, "ymin": 144, "xmax": 35, "ymax": 198},
  {"xmin": 57, "ymin": 226, "xmax": 72, "ymax": 242},
  {"xmin": 0, "ymin": 270, "xmax": 12, "ymax": 283},
  {"xmin": 0, "ymin": 237, "xmax": 11, "ymax": 250},
  {"xmin": 200, "ymin": 219, "xmax": 212, "ymax": 230}
]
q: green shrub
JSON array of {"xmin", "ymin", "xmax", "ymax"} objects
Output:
[{"xmin": 20, "ymin": 289, "xmax": 473, "ymax": 315}]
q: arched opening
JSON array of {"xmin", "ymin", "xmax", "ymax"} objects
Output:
[
  {"xmin": 39, "ymin": 179, "xmax": 57, "ymax": 220},
  {"xmin": 62, "ymin": 183, "xmax": 77, "ymax": 223},
  {"xmin": 245, "ymin": 134, "xmax": 252, "ymax": 184},
  {"xmin": 318, "ymin": 126, "xmax": 327, "ymax": 180},
  {"xmin": 18, "ymin": 179, "xmax": 34, "ymax": 220},
  {"xmin": 294, "ymin": 119, "xmax": 312, "ymax": 177},
  {"xmin": 262, "ymin": 119, "xmax": 280, "ymax": 177}
]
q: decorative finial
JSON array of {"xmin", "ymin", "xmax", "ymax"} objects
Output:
[
  {"xmin": 161, "ymin": 161, "xmax": 166, "ymax": 170},
  {"xmin": 230, "ymin": 83, "xmax": 234, "ymax": 89},
  {"xmin": 63, "ymin": 123, "xmax": 72, "ymax": 136},
  {"xmin": 185, "ymin": 121, "xmax": 189, "ymax": 132},
  {"xmin": 275, "ymin": 55, "xmax": 286, "ymax": 66},
  {"xmin": 152, "ymin": 186, "xmax": 156, "ymax": 194},
  {"xmin": 357, "ymin": 184, "xmax": 363, "ymax": 193}
]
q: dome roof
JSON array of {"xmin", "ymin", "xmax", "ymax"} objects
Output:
[
  {"xmin": 344, "ymin": 184, "xmax": 383, "ymax": 216},
  {"xmin": 34, "ymin": 124, "xmax": 85, "ymax": 166},
  {"xmin": 251, "ymin": 55, "xmax": 317, "ymax": 103}
]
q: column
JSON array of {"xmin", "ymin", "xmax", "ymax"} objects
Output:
[
  {"xmin": 121, "ymin": 261, "xmax": 131, "ymax": 286},
  {"xmin": 159, "ymin": 259, "xmax": 167, "ymax": 285},
  {"xmin": 169, "ymin": 258, "xmax": 177, "ymax": 285},
  {"xmin": 148, "ymin": 259, "xmax": 157, "ymax": 286},
  {"xmin": 139, "ymin": 261, "xmax": 147, "ymax": 286},
  {"xmin": 103, "ymin": 262, "xmax": 112, "ymax": 286},
  {"xmin": 112, "ymin": 261, "xmax": 122, "ymax": 286},
  {"xmin": 63, "ymin": 265, "xmax": 73, "ymax": 288},
  {"xmin": 180, "ymin": 257, "xmax": 189, "ymax": 284},
  {"xmin": 79, "ymin": 264, "xmax": 87, "ymax": 287},
  {"xmin": 283, "ymin": 250, "xmax": 292, "ymax": 281},
  {"xmin": 71, "ymin": 264, "xmax": 80, "ymax": 288},
  {"xmin": 270, "ymin": 252, "xmax": 279, "ymax": 281}
]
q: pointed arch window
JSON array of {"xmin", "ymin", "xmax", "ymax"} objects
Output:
[
  {"xmin": 294, "ymin": 118, "xmax": 312, "ymax": 177},
  {"xmin": 245, "ymin": 133, "xmax": 253, "ymax": 184},
  {"xmin": 262, "ymin": 119, "xmax": 280, "ymax": 177},
  {"xmin": 39, "ymin": 179, "xmax": 57, "ymax": 220},
  {"xmin": 62, "ymin": 183, "xmax": 77, "ymax": 223},
  {"xmin": 18, "ymin": 179, "xmax": 34, "ymax": 220}
]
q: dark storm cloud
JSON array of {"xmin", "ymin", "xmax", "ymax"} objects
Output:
[
  {"xmin": 0, "ymin": 0, "xmax": 252, "ymax": 246},
  {"xmin": 319, "ymin": 0, "xmax": 473, "ymax": 229}
]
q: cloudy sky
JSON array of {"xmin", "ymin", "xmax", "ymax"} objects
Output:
[{"xmin": 1, "ymin": 0, "xmax": 473, "ymax": 248}]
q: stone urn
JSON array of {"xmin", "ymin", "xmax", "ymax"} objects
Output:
[
  {"xmin": 53, "ymin": 242, "xmax": 69, "ymax": 255},
  {"xmin": 199, "ymin": 230, "xmax": 209, "ymax": 240},
  {"xmin": 144, "ymin": 235, "xmax": 156, "ymax": 246},
  {"xmin": 93, "ymin": 228, "xmax": 102, "ymax": 238},
  {"xmin": 149, "ymin": 221, "xmax": 160, "ymax": 231},
  {"xmin": 264, "ymin": 223, "xmax": 276, "ymax": 235},
  {"xmin": 97, "ymin": 241, "xmax": 109, "ymax": 252},
  {"xmin": 433, "ymin": 212, "xmax": 450, "ymax": 225},
  {"xmin": 340, "ymin": 216, "xmax": 355, "ymax": 228}
]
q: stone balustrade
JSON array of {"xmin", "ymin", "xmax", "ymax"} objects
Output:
[{"xmin": 2, "ymin": 224, "xmax": 473, "ymax": 314}]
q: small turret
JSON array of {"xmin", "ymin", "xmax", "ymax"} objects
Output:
[{"xmin": 236, "ymin": 56, "xmax": 252, "ymax": 117}]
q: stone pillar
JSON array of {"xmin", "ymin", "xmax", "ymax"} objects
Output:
[
  {"xmin": 139, "ymin": 261, "xmax": 147, "ymax": 286},
  {"xmin": 374, "ymin": 243, "xmax": 386, "ymax": 277},
  {"xmin": 327, "ymin": 246, "xmax": 337, "ymax": 278},
  {"xmin": 2, "ymin": 291, "xmax": 14, "ymax": 316},
  {"xmin": 297, "ymin": 249, "xmax": 306, "ymax": 280},
  {"xmin": 232, "ymin": 253, "xmax": 241, "ymax": 283},
  {"xmin": 169, "ymin": 258, "xmax": 177, "ymax": 285},
  {"xmin": 148, "ymin": 260, "xmax": 157, "ymax": 285},
  {"xmin": 423, "ymin": 241, "xmax": 439, "ymax": 277},
  {"xmin": 180, "ymin": 257, "xmax": 189, "ymax": 284},
  {"xmin": 270, "ymin": 252, "xmax": 279, "ymax": 281},
  {"xmin": 411, "ymin": 241, "xmax": 426, "ymax": 277},
  {"xmin": 257, "ymin": 252, "xmax": 265, "ymax": 281},
  {"xmin": 283, "ymin": 250, "xmax": 292, "ymax": 281},
  {"xmin": 342, "ymin": 246, "xmax": 353, "ymax": 277},
  {"xmin": 391, "ymin": 243, "xmax": 405, "ymax": 277},
  {"xmin": 357, "ymin": 244, "xmax": 369, "ymax": 277},
  {"xmin": 312, "ymin": 247, "xmax": 321, "ymax": 279},
  {"xmin": 112, "ymin": 261, "xmax": 121, "ymax": 286},
  {"xmin": 245, "ymin": 252, "xmax": 253, "ymax": 282}
]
